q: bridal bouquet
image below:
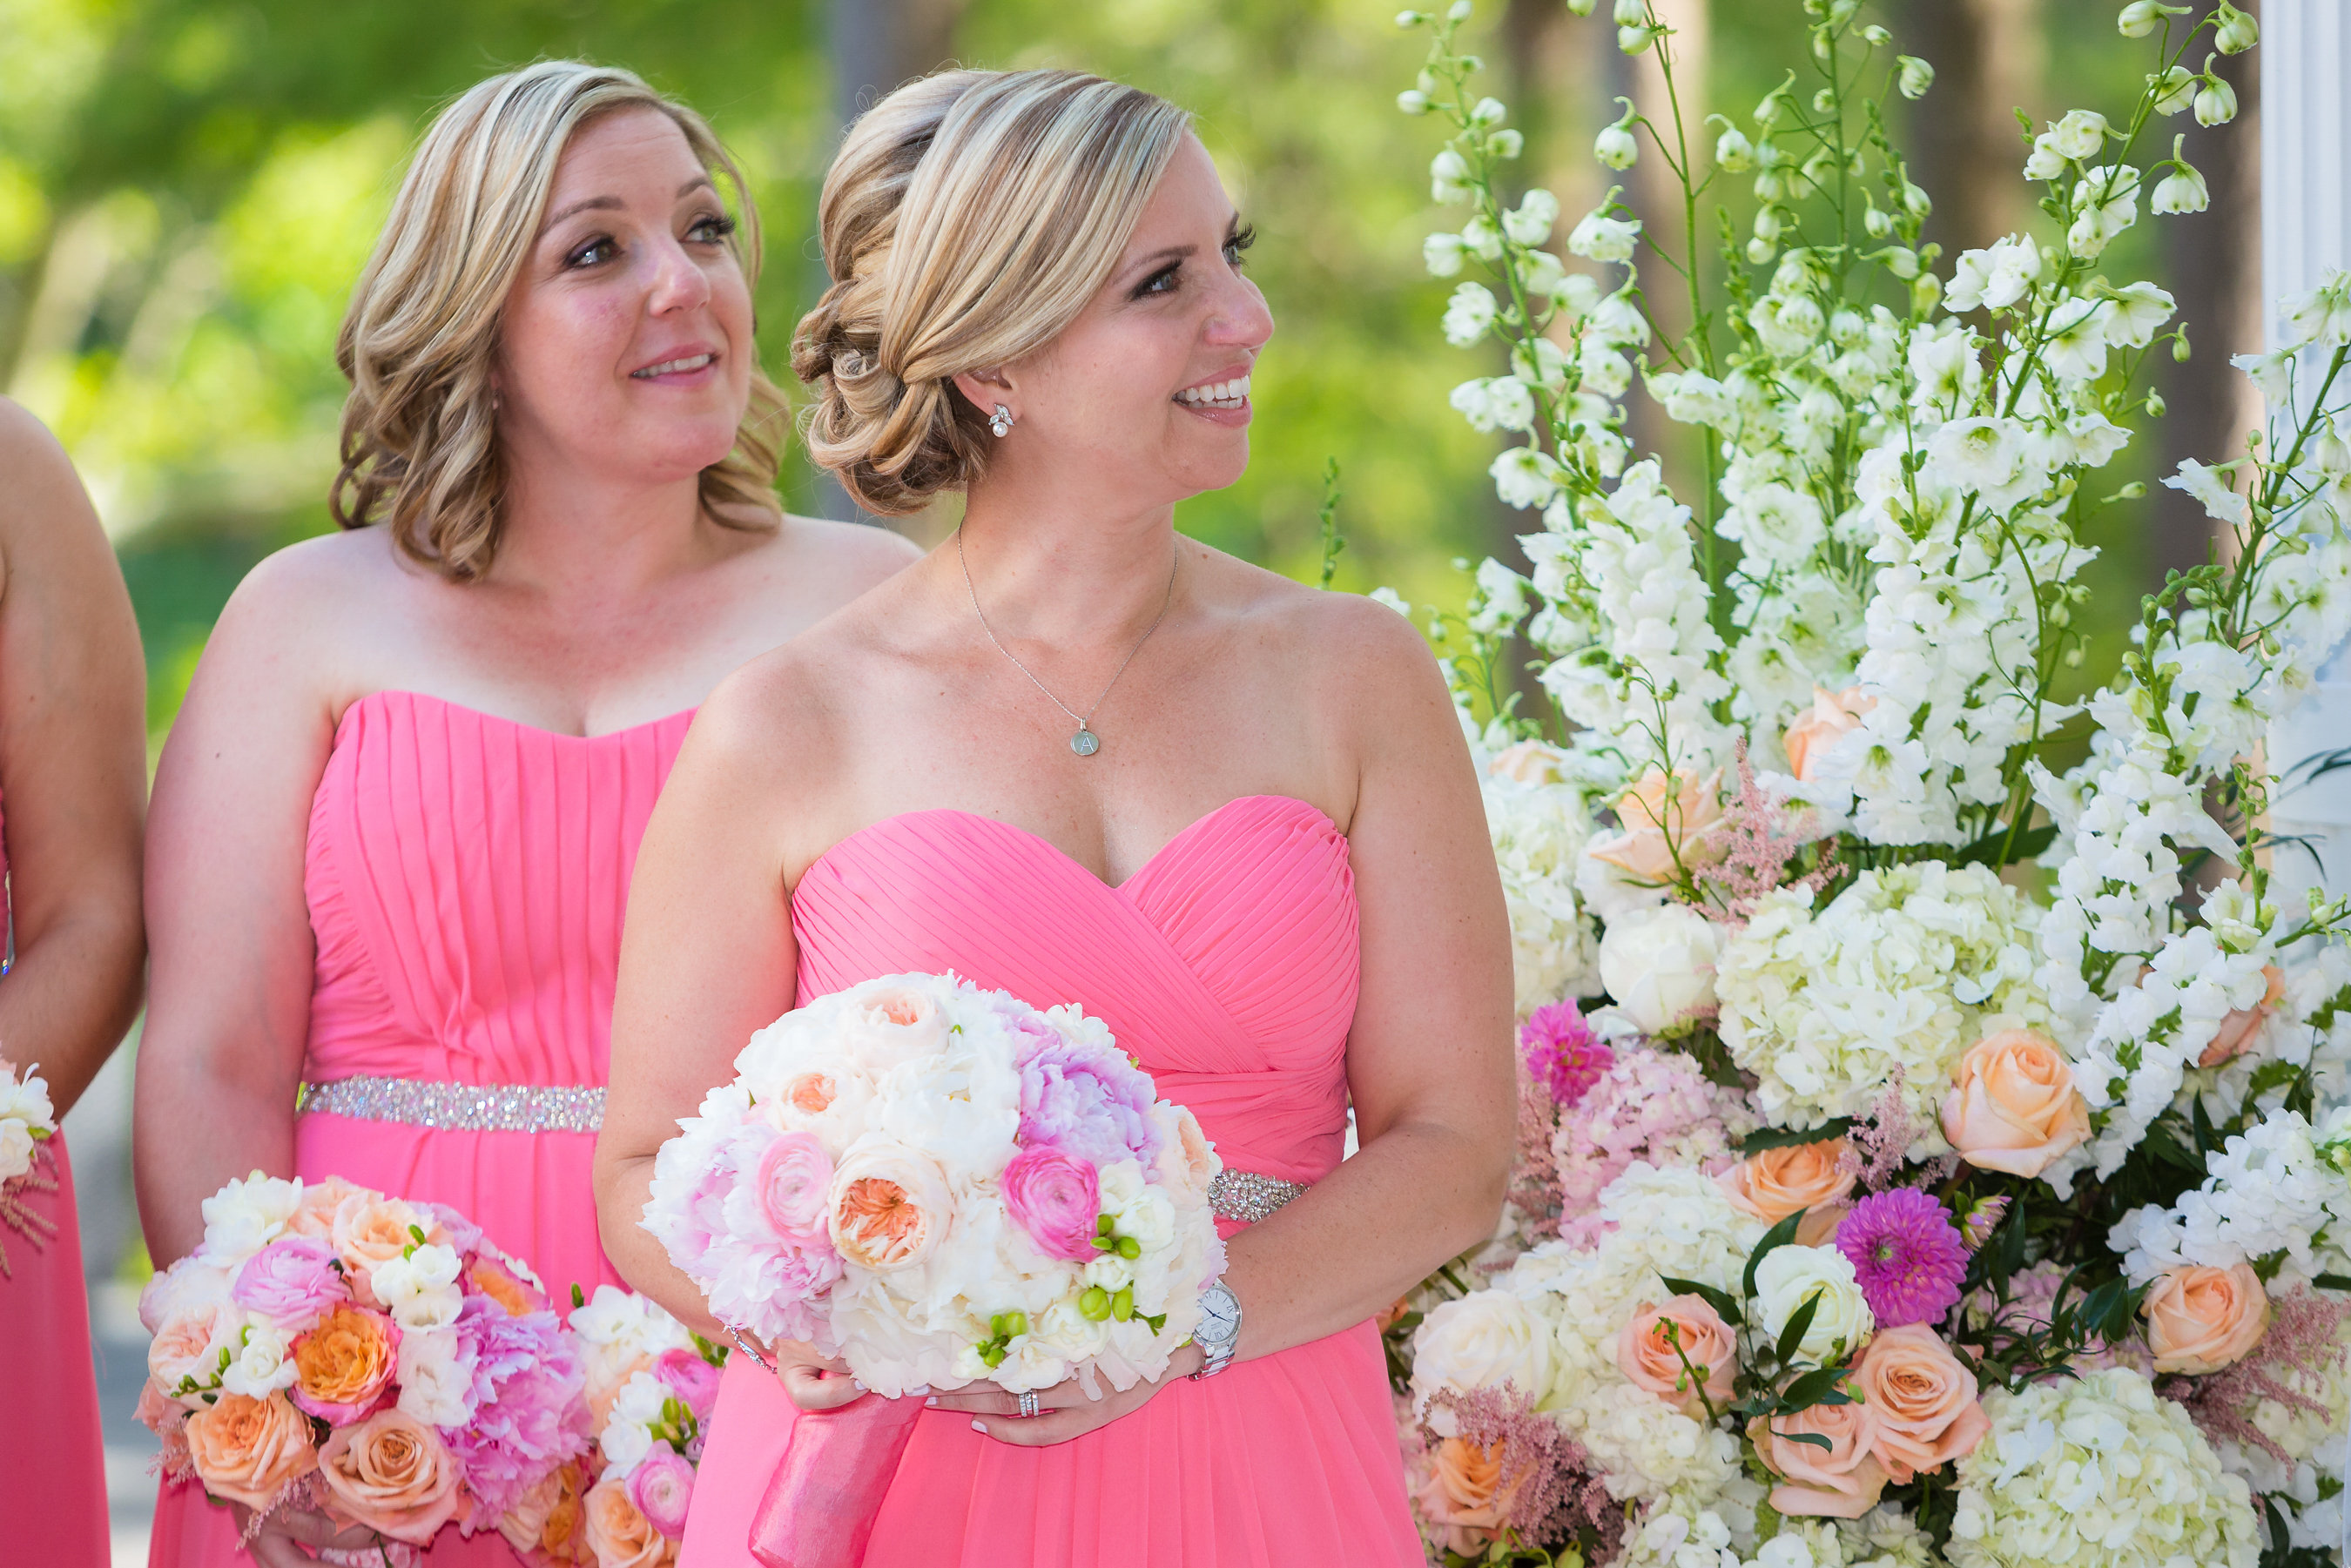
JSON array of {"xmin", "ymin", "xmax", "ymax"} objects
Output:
[
  {"xmin": 500, "ymin": 1285, "xmax": 725, "ymax": 1567},
  {"xmin": 136, "ymin": 1172, "xmax": 591, "ymax": 1548},
  {"xmin": 643, "ymin": 972, "xmax": 1223, "ymax": 1565},
  {"xmin": 1383, "ymin": 2, "xmax": 2351, "ymax": 1565},
  {"xmin": 0, "ymin": 1056, "xmax": 58, "ymax": 1275},
  {"xmin": 643, "ymin": 971, "xmax": 1224, "ymax": 1397}
]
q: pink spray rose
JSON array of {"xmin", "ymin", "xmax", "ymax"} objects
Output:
[
  {"xmin": 753, "ymin": 1131, "xmax": 834, "ymax": 1240},
  {"xmin": 653, "ymin": 1347, "xmax": 722, "ymax": 1423},
  {"xmin": 232, "ymin": 1235, "xmax": 351, "ymax": 1329},
  {"xmin": 628, "ymin": 1441, "xmax": 697, "ymax": 1539},
  {"xmin": 1000, "ymin": 1146, "xmax": 1102, "ymax": 1262}
]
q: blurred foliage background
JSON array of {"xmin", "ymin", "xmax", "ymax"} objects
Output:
[{"xmin": 0, "ymin": 0, "xmax": 2260, "ymax": 752}]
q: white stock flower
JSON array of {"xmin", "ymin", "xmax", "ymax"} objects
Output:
[
  {"xmin": 370, "ymin": 1242, "xmax": 465, "ymax": 1331},
  {"xmin": 1752, "ymin": 1245, "xmax": 1875, "ymax": 1365},
  {"xmin": 1596, "ymin": 903, "xmax": 1724, "ymax": 1035}
]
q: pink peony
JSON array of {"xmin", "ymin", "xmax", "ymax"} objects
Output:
[
  {"xmin": 628, "ymin": 1441, "xmax": 697, "ymax": 1538},
  {"xmin": 1014, "ymin": 1040, "xmax": 1160, "ymax": 1171},
  {"xmin": 232, "ymin": 1235, "xmax": 351, "ymax": 1329},
  {"xmin": 752, "ymin": 1131, "xmax": 833, "ymax": 1241},
  {"xmin": 1000, "ymin": 1146, "xmax": 1102, "ymax": 1262},
  {"xmin": 653, "ymin": 1347, "xmax": 722, "ymax": 1422}
]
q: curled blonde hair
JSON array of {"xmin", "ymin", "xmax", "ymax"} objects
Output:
[
  {"xmin": 792, "ymin": 70, "xmax": 1193, "ymax": 515},
  {"xmin": 333, "ymin": 60, "xmax": 787, "ymax": 581}
]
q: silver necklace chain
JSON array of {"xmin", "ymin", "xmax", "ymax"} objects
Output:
[{"xmin": 957, "ymin": 528, "xmax": 1178, "ymax": 757}]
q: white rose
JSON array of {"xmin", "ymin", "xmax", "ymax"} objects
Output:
[
  {"xmin": 1597, "ymin": 904, "xmax": 1725, "ymax": 1033},
  {"xmin": 1410, "ymin": 1290, "xmax": 1558, "ymax": 1429},
  {"xmin": 139, "ymin": 1261, "xmax": 234, "ymax": 1335},
  {"xmin": 196, "ymin": 1172, "xmax": 305, "ymax": 1266},
  {"xmin": 394, "ymin": 1326, "xmax": 478, "ymax": 1427},
  {"xmin": 219, "ymin": 1320, "xmax": 299, "ymax": 1398},
  {"xmin": 1752, "ymin": 1244, "xmax": 1876, "ymax": 1366}
]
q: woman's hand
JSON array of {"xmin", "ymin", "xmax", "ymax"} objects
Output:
[
  {"xmin": 926, "ymin": 1343, "xmax": 1208, "ymax": 1447},
  {"xmin": 769, "ymin": 1338, "xmax": 866, "ymax": 1413},
  {"xmin": 226, "ymin": 1501, "xmax": 382, "ymax": 1568}
]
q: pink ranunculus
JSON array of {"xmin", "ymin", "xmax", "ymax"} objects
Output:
[
  {"xmin": 653, "ymin": 1347, "xmax": 722, "ymax": 1422},
  {"xmin": 628, "ymin": 1441, "xmax": 697, "ymax": 1538},
  {"xmin": 754, "ymin": 1131, "xmax": 834, "ymax": 1241},
  {"xmin": 232, "ymin": 1235, "xmax": 351, "ymax": 1329},
  {"xmin": 1000, "ymin": 1146, "xmax": 1101, "ymax": 1262}
]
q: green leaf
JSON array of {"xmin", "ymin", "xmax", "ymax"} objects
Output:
[
  {"xmin": 1739, "ymin": 1119, "xmax": 1854, "ymax": 1157},
  {"xmin": 1744, "ymin": 1210, "xmax": 1806, "ymax": 1301},
  {"xmin": 1657, "ymin": 1275, "xmax": 1744, "ymax": 1327},
  {"xmin": 2310, "ymin": 1273, "xmax": 2351, "ymax": 1292},
  {"xmin": 1950, "ymin": 821, "xmax": 2056, "ymax": 868},
  {"xmin": 1778, "ymin": 1364, "xmax": 1856, "ymax": 1411},
  {"xmin": 1775, "ymin": 1291, "xmax": 1822, "ymax": 1368},
  {"xmin": 1781, "ymin": 1430, "xmax": 1835, "ymax": 1452}
]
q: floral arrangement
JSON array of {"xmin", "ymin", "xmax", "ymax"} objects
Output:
[
  {"xmin": 499, "ymin": 1285, "xmax": 724, "ymax": 1568},
  {"xmin": 135, "ymin": 1172, "xmax": 591, "ymax": 1550},
  {"xmin": 1380, "ymin": 1, "xmax": 2351, "ymax": 1565},
  {"xmin": 0, "ymin": 1055, "xmax": 58, "ymax": 1276},
  {"xmin": 642, "ymin": 971, "xmax": 1225, "ymax": 1398}
]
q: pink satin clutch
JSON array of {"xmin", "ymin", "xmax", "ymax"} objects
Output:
[{"xmin": 748, "ymin": 1393, "xmax": 926, "ymax": 1568}]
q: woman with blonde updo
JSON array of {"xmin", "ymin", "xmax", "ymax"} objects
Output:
[
  {"xmin": 138, "ymin": 61, "xmax": 914, "ymax": 1566},
  {"xmin": 596, "ymin": 69, "xmax": 1513, "ymax": 1565}
]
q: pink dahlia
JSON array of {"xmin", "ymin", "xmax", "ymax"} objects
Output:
[
  {"xmin": 1520, "ymin": 1002, "xmax": 1611, "ymax": 1110},
  {"xmin": 1836, "ymin": 1188, "xmax": 1967, "ymax": 1328}
]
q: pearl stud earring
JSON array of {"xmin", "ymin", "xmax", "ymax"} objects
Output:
[{"xmin": 989, "ymin": 404, "xmax": 1014, "ymax": 438}]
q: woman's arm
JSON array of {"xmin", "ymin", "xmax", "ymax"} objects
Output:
[
  {"xmin": 0, "ymin": 402, "xmax": 147, "ymax": 1117},
  {"xmin": 595, "ymin": 663, "xmax": 812, "ymax": 1337},
  {"xmin": 133, "ymin": 547, "xmax": 345, "ymax": 1265}
]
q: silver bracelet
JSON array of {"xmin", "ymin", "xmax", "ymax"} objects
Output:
[{"xmin": 725, "ymin": 1323, "xmax": 777, "ymax": 1373}]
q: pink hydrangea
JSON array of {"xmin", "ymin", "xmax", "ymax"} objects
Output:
[{"xmin": 1552, "ymin": 1046, "xmax": 1753, "ymax": 1244}]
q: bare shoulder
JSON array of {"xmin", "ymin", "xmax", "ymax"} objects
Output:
[
  {"xmin": 199, "ymin": 527, "xmax": 418, "ymax": 699},
  {"xmin": 1200, "ymin": 546, "xmax": 1443, "ymax": 693},
  {"xmin": 0, "ymin": 399, "xmax": 104, "ymax": 549},
  {"xmin": 771, "ymin": 514, "xmax": 923, "ymax": 593}
]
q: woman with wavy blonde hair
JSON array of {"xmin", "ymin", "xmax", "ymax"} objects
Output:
[
  {"xmin": 596, "ymin": 68, "xmax": 1511, "ymax": 1566},
  {"xmin": 138, "ymin": 59, "xmax": 914, "ymax": 1566}
]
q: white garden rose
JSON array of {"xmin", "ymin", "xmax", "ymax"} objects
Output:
[
  {"xmin": 1751, "ymin": 1244, "xmax": 1875, "ymax": 1366},
  {"xmin": 1410, "ymin": 1289, "xmax": 1557, "ymax": 1430},
  {"xmin": 394, "ymin": 1325, "xmax": 478, "ymax": 1427},
  {"xmin": 195, "ymin": 1171, "xmax": 305, "ymax": 1267},
  {"xmin": 1597, "ymin": 903, "xmax": 1724, "ymax": 1034}
]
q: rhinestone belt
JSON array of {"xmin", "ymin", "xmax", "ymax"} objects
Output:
[
  {"xmin": 297, "ymin": 1076, "xmax": 605, "ymax": 1134},
  {"xmin": 1209, "ymin": 1168, "xmax": 1308, "ymax": 1224}
]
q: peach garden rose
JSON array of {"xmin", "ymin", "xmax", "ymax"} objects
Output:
[
  {"xmin": 2144, "ymin": 1262, "xmax": 2271, "ymax": 1374},
  {"xmin": 1940, "ymin": 1029, "xmax": 2090, "ymax": 1178},
  {"xmin": 1412, "ymin": 1435, "xmax": 1519, "ymax": 1558},
  {"xmin": 289, "ymin": 1304, "xmax": 401, "ymax": 1423},
  {"xmin": 1718, "ymin": 1138, "xmax": 1856, "ymax": 1245},
  {"xmin": 181, "ymin": 1390, "xmax": 318, "ymax": 1511},
  {"xmin": 1586, "ymin": 766, "xmax": 1727, "ymax": 883},
  {"xmin": 583, "ymin": 1473, "xmax": 676, "ymax": 1567},
  {"xmin": 1851, "ymin": 1324, "xmax": 1989, "ymax": 1482},
  {"xmin": 1753, "ymin": 1396, "xmax": 1887, "ymax": 1519},
  {"xmin": 317, "ymin": 1408, "xmax": 466, "ymax": 1544},
  {"xmin": 1616, "ymin": 1295, "xmax": 1736, "ymax": 1414}
]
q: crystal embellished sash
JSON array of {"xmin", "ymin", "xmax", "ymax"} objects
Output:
[
  {"xmin": 297, "ymin": 1075, "xmax": 604, "ymax": 1134},
  {"xmin": 1208, "ymin": 1167, "xmax": 1307, "ymax": 1223}
]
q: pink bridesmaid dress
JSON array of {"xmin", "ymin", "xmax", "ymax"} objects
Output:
[
  {"xmin": 0, "ymin": 800, "xmax": 112, "ymax": 1566},
  {"xmin": 681, "ymin": 796, "xmax": 1422, "ymax": 1568},
  {"xmin": 150, "ymin": 690, "xmax": 694, "ymax": 1566}
]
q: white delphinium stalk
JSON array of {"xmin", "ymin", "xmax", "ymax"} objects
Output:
[{"xmin": 2111, "ymin": 1104, "xmax": 2351, "ymax": 1287}]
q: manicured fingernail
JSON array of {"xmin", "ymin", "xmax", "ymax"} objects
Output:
[
  {"xmin": 852, "ymin": 1379, "xmax": 867, "ymax": 1392},
  {"xmin": 972, "ymin": 1419, "xmax": 988, "ymax": 1432},
  {"xmin": 924, "ymin": 1396, "xmax": 939, "ymax": 1407}
]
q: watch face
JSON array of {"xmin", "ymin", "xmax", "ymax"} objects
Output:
[{"xmin": 1199, "ymin": 1285, "xmax": 1240, "ymax": 1341}]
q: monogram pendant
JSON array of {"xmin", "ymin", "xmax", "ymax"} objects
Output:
[{"xmin": 1070, "ymin": 725, "xmax": 1101, "ymax": 757}]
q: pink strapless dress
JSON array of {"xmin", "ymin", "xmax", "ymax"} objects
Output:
[
  {"xmin": 0, "ymin": 791, "xmax": 111, "ymax": 1565},
  {"xmin": 681, "ymin": 797, "xmax": 1421, "ymax": 1568},
  {"xmin": 150, "ymin": 690, "xmax": 695, "ymax": 1566}
]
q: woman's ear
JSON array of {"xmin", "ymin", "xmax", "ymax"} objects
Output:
[{"xmin": 949, "ymin": 367, "xmax": 1015, "ymax": 421}]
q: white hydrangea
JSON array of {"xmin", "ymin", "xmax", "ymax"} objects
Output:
[
  {"xmin": 1947, "ymin": 1369, "xmax": 2259, "ymax": 1568},
  {"xmin": 1476, "ymin": 745, "xmax": 1608, "ymax": 1010},
  {"xmin": 1717, "ymin": 863, "xmax": 2051, "ymax": 1137},
  {"xmin": 2110, "ymin": 1105, "xmax": 2351, "ymax": 1287}
]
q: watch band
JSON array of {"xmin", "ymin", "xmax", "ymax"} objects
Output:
[{"xmin": 1189, "ymin": 1279, "xmax": 1241, "ymax": 1380}]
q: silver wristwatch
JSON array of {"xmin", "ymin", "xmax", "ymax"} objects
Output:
[{"xmin": 1189, "ymin": 1278, "xmax": 1242, "ymax": 1379}]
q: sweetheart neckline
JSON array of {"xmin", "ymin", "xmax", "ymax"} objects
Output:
[
  {"xmin": 334, "ymin": 687, "xmax": 699, "ymax": 745},
  {"xmin": 798, "ymin": 796, "xmax": 1344, "ymax": 897}
]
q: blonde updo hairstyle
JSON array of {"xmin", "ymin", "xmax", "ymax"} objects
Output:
[
  {"xmin": 333, "ymin": 60, "xmax": 788, "ymax": 582},
  {"xmin": 792, "ymin": 70, "xmax": 1193, "ymax": 516}
]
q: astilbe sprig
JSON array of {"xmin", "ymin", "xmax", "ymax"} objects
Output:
[
  {"xmin": 2164, "ymin": 1288, "xmax": 2351, "ymax": 1467},
  {"xmin": 1701, "ymin": 738, "xmax": 1837, "ymax": 927},
  {"xmin": 1418, "ymin": 1383, "xmax": 1622, "ymax": 1558}
]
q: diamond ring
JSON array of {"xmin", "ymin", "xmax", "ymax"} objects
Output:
[{"xmin": 1016, "ymin": 1390, "xmax": 1041, "ymax": 1419}]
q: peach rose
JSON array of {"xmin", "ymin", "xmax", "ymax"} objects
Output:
[
  {"xmin": 1617, "ymin": 1295, "xmax": 1737, "ymax": 1414},
  {"xmin": 2199, "ymin": 965, "xmax": 2287, "ymax": 1067},
  {"xmin": 1487, "ymin": 739, "xmax": 1568, "ymax": 786},
  {"xmin": 1851, "ymin": 1325, "xmax": 1988, "ymax": 1483},
  {"xmin": 1753, "ymin": 1396, "xmax": 1886, "ymax": 1519},
  {"xmin": 2145, "ymin": 1262, "xmax": 2271, "ymax": 1374},
  {"xmin": 1717, "ymin": 1140, "xmax": 1858, "ymax": 1226},
  {"xmin": 317, "ymin": 1409, "xmax": 465, "ymax": 1544},
  {"xmin": 331, "ymin": 1191, "xmax": 441, "ymax": 1304},
  {"xmin": 1411, "ymin": 1436, "xmax": 1519, "ymax": 1558},
  {"xmin": 499, "ymin": 1461, "xmax": 589, "ymax": 1559},
  {"xmin": 290, "ymin": 1304, "xmax": 401, "ymax": 1423},
  {"xmin": 1782, "ymin": 687, "xmax": 1872, "ymax": 784},
  {"xmin": 148, "ymin": 1295, "xmax": 241, "ymax": 1404},
  {"xmin": 583, "ymin": 1474, "xmax": 676, "ymax": 1567},
  {"xmin": 1940, "ymin": 1030, "xmax": 2090, "ymax": 1178},
  {"xmin": 182, "ymin": 1391, "xmax": 318, "ymax": 1511},
  {"xmin": 1586, "ymin": 767, "xmax": 1727, "ymax": 883},
  {"xmin": 826, "ymin": 1144, "xmax": 950, "ymax": 1271},
  {"xmin": 468, "ymin": 1255, "xmax": 545, "ymax": 1316},
  {"xmin": 285, "ymin": 1174, "xmax": 368, "ymax": 1241}
]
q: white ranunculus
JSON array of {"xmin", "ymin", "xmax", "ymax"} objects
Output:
[
  {"xmin": 1410, "ymin": 1289, "xmax": 1557, "ymax": 1429},
  {"xmin": 395, "ymin": 1326, "xmax": 479, "ymax": 1427},
  {"xmin": 1596, "ymin": 903, "xmax": 1723, "ymax": 1035},
  {"xmin": 1751, "ymin": 1244, "xmax": 1876, "ymax": 1366}
]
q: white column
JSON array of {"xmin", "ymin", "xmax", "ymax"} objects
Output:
[{"xmin": 2261, "ymin": 1, "xmax": 2351, "ymax": 912}]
